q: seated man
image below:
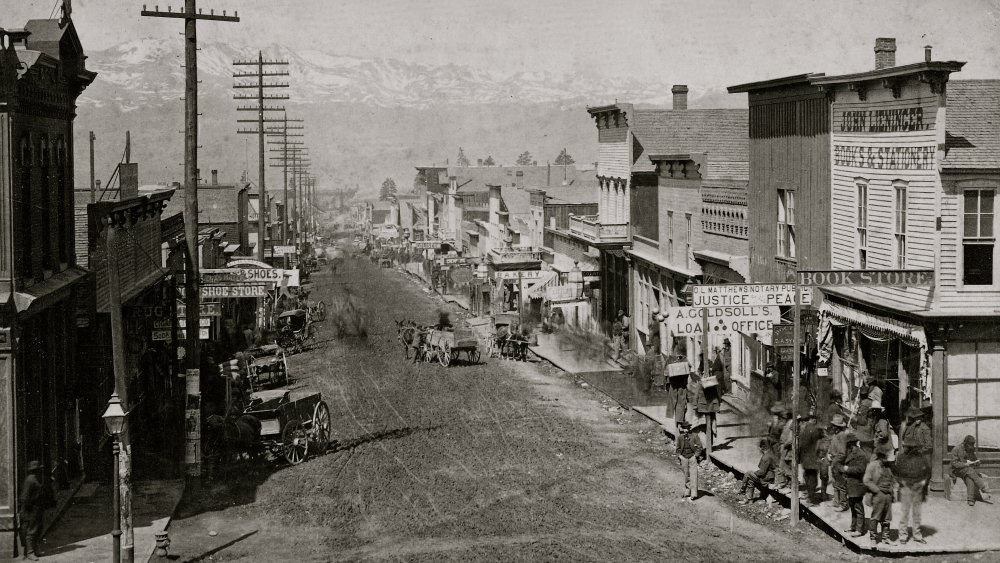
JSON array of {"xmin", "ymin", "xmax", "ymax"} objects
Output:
[
  {"xmin": 952, "ymin": 434, "xmax": 992, "ymax": 506},
  {"xmin": 739, "ymin": 438, "xmax": 777, "ymax": 503}
]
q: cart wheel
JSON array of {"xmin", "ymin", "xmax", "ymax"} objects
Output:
[
  {"xmin": 281, "ymin": 419, "xmax": 310, "ymax": 465},
  {"xmin": 311, "ymin": 402, "xmax": 331, "ymax": 453},
  {"xmin": 471, "ymin": 349, "xmax": 482, "ymax": 364},
  {"xmin": 451, "ymin": 349, "xmax": 460, "ymax": 362},
  {"xmin": 316, "ymin": 301, "xmax": 326, "ymax": 321},
  {"xmin": 439, "ymin": 343, "xmax": 451, "ymax": 367}
]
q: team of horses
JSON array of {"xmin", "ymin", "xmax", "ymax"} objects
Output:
[{"xmin": 395, "ymin": 319, "xmax": 432, "ymax": 363}]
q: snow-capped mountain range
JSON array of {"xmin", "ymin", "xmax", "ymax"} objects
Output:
[{"xmin": 74, "ymin": 38, "xmax": 741, "ymax": 194}]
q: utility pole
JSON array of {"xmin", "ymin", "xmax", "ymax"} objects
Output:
[
  {"xmin": 268, "ymin": 141, "xmax": 307, "ymax": 251},
  {"xmin": 142, "ymin": 3, "xmax": 239, "ymax": 540},
  {"xmin": 89, "ymin": 131, "xmax": 96, "ymax": 203},
  {"xmin": 234, "ymin": 52, "xmax": 288, "ymax": 261},
  {"xmin": 262, "ymin": 113, "xmax": 303, "ymax": 246}
]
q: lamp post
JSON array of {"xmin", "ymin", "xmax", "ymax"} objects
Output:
[{"xmin": 102, "ymin": 392, "xmax": 127, "ymax": 563}]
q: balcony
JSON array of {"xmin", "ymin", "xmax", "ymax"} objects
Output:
[
  {"xmin": 568, "ymin": 215, "xmax": 630, "ymax": 245},
  {"xmin": 488, "ymin": 247, "xmax": 543, "ymax": 265}
]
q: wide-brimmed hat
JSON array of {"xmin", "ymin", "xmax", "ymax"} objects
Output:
[
  {"xmin": 904, "ymin": 405, "xmax": 924, "ymax": 418},
  {"xmin": 26, "ymin": 461, "xmax": 41, "ymax": 473},
  {"xmin": 770, "ymin": 405, "xmax": 786, "ymax": 415},
  {"xmin": 829, "ymin": 414, "xmax": 847, "ymax": 428},
  {"xmin": 677, "ymin": 421, "xmax": 691, "ymax": 429},
  {"xmin": 869, "ymin": 399, "xmax": 883, "ymax": 410}
]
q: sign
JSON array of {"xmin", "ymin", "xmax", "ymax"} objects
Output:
[
  {"xmin": 692, "ymin": 283, "xmax": 812, "ymax": 307},
  {"xmin": 130, "ymin": 305, "xmax": 172, "ymax": 318},
  {"xmin": 227, "ymin": 259, "xmax": 271, "ymax": 269},
  {"xmin": 178, "ymin": 328, "xmax": 211, "ymax": 340},
  {"xmin": 202, "ymin": 268, "xmax": 298, "ymax": 286},
  {"xmin": 176, "ymin": 302, "xmax": 222, "ymax": 317},
  {"xmin": 839, "ymin": 107, "xmax": 929, "ymax": 133},
  {"xmin": 777, "ymin": 346, "xmax": 795, "ymax": 362},
  {"xmin": 184, "ymin": 369, "xmax": 201, "ymax": 475},
  {"xmin": 200, "ymin": 284, "xmax": 269, "ymax": 298},
  {"xmin": 440, "ymin": 257, "xmax": 467, "ymax": 266},
  {"xmin": 495, "ymin": 270, "xmax": 545, "ymax": 281},
  {"xmin": 669, "ymin": 305, "xmax": 780, "ymax": 337},
  {"xmin": 273, "ymin": 245, "xmax": 296, "ymax": 254},
  {"xmin": 155, "ymin": 318, "xmax": 210, "ymax": 330},
  {"xmin": 833, "ymin": 145, "xmax": 935, "ymax": 170},
  {"xmin": 772, "ymin": 324, "xmax": 794, "ymax": 348},
  {"xmin": 449, "ymin": 267, "xmax": 473, "ymax": 285},
  {"xmin": 546, "ymin": 285, "xmax": 579, "ymax": 302},
  {"xmin": 413, "ymin": 241, "xmax": 440, "ymax": 250},
  {"xmin": 797, "ymin": 269, "xmax": 934, "ymax": 287}
]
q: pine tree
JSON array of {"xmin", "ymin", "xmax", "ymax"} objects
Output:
[
  {"xmin": 554, "ymin": 148, "xmax": 575, "ymax": 166},
  {"xmin": 483, "ymin": 155, "xmax": 496, "ymax": 166},
  {"xmin": 516, "ymin": 151, "xmax": 533, "ymax": 166},
  {"xmin": 379, "ymin": 177, "xmax": 398, "ymax": 201}
]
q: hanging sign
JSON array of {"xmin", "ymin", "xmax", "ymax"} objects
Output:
[
  {"xmin": 669, "ymin": 305, "xmax": 781, "ymax": 337},
  {"xmin": 273, "ymin": 245, "xmax": 296, "ymax": 254},
  {"xmin": 797, "ymin": 269, "xmax": 934, "ymax": 287},
  {"xmin": 200, "ymin": 284, "xmax": 269, "ymax": 298},
  {"xmin": 412, "ymin": 241, "xmax": 441, "ymax": 250},
  {"xmin": 495, "ymin": 270, "xmax": 545, "ymax": 281},
  {"xmin": 691, "ymin": 283, "xmax": 812, "ymax": 307},
  {"xmin": 176, "ymin": 302, "xmax": 222, "ymax": 317}
]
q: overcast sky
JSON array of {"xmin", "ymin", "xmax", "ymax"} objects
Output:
[{"xmin": 7, "ymin": 0, "xmax": 1000, "ymax": 87}]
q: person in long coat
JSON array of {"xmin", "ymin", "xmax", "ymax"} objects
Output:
[
  {"xmin": 19, "ymin": 461, "xmax": 45, "ymax": 561},
  {"xmin": 798, "ymin": 412, "xmax": 824, "ymax": 505},
  {"xmin": 841, "ymin": 434, "xmax": 871, "ymax": 537}
]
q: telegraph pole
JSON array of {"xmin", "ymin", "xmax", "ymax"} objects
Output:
[
  {"xmin": 234, "ymin": 52, "xmax": 288, "ymax": 261},
  {"xmin": 142, "ymin": 7, "xmax": 239, "ymax": 553},
  {"xmin": 89, "ymin": 131, "xmax": 96, "ymax": 203},
  {"xmin": 263, "ymin": 113, "xmax": 303, "ymax": 245},
  {"xmin": 268, "ymin": 141, "xmax": 307, "ymax": 249}
]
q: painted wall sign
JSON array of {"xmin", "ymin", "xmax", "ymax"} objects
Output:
[
  {"xmin": 839, "ymin": 107, "xmax": 929, "ymax": 133},
  {"xmin": 669, "ymin": 305, "xmax": 780, "ymax": 337},
  {"xmin": 495, "ymin": 270, "xmax": 546, "ymax": 280},
  {"xmin": 797, "ymin": 269, "xmax": 934, "ymax": 287},
  {"xmin": 176, "ymin": 302, "xmax": 222, "ymax": 317},
  {"xmin": 832, "ymin": 145, "xmax": 935, "ymax": 170},
  {"xmin": 199, "ymin": 284, "xmax": 269, "ymax": 298}
]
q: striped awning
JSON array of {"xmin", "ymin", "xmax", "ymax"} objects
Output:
[{"xmin": 819, "ymin": 300, "xmax": 924, "ymax": 346}]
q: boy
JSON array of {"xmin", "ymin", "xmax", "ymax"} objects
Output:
[
  {"xmin": 841, "ymin": 433, "xmax": 869, "ymax": 538},
  {"xmin": 738, "ymin": 438, "xmax": 777, "ymax": 504},
  {"xmin": 864, "ymin": 450, "xmax": 896, "ymax": 545},
  {"xmin": 676, "ymin": 421, "xmax": 702, "ymax": 501}
]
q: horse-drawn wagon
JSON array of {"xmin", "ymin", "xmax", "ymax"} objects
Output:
[
  {"xmin": 424, "ymin": 324, "xmax": 481, "ymax": 366},
  {"xmin": 245, "ymin": 344, "xmax": 289, "ymax": 390},
  {"xmin": 243, "ymin": 389, "xmax": 332, "ymax": 465}
]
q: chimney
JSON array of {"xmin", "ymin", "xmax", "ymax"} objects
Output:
[
  {"xmin": 875, "ymin": 38, "xmax": 896, "ymax": 70},
  {"xmin": 59, "ymin": 0, "xmax": 72, "ymax": 27},
  {"xmin": 924, "ymin": 45, "xmax": 933, "ymax": 63},
  {"xmin": 672, "ymin": 85, "xmax": 689, "ymax": 110},
  {"xmin": 477, "ymin": 158, "xmax": 483, "ymax": 167},
  {"xmin": 515, "ymin": 170, "xmax": 524, "ymax": 189},
  {"xmin": 211, "ymin": 169, "xmax": 219, "ymax": 185}
]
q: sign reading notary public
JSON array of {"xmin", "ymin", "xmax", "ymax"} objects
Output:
[
  {"xmin": 797, "ymin": 269, "xmax": 934, "ymax": 287},
  {"xmin": 670, "ymin": 305, "xmax": 781, "ymax": 337},
  {"xmin": 691, "ymin": 283, "xmax": 813, "ymax": 307}
]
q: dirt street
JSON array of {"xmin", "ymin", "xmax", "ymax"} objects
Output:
[{"xmin": 166, "ymin": 253, "xmax": 858, "ymax": 562}]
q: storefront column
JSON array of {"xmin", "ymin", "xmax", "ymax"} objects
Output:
[
  {"xmin": 0, "ymin": 351, "xmax": 14, "ymax": 557},
  {"xmin": 929, "ymin": 332, "xmax": 948, "ymax": 492}
]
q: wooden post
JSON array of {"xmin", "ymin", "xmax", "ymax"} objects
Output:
[
  {"xmin": 791, "ymin": 282, "xmax": 801, "ymax": 527},
  {"xmin": 88, "ymin": 131, "xmax": 96, "ymax": 203},
  {"xmin": 105, "ymin": 224, "xmax": 134, "ymax": 563},
  {"xmin": 929, "ymin": 332, "xmax": 948, "ymax": 491},
  {"xmin": 702, "ymin": 305, "xmax": 712, "ymax": 456}
]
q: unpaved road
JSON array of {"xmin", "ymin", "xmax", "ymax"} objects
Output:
[{"xmin": 167, "ymin": 252, "xmax": 859, "ymax": 562}]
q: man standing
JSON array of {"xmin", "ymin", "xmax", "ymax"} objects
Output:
[
  {"xmin": 720, "ymin": 338, "xmax": 733, "ymax": 396},
  {"xmin": 827, "ymin": 414, "xmax": 850, "ymax": 511},
  {"xmin": 798, "ymin": 412, "xmax": 823, "ymax": 505},
  {"xmin": 895, "ymin": 406, "xmax": 931, "ymax": 544},
  {"xmin": 19, "ymin": 461, "xmax": 45, "ymax": 561},
  {"xmin": 675, "ymin": 421, "xmax": 702, "ymax": 501},
  {"xmin": 864, "ymin": 450, "xmax": 896, "ymax": 545},
  {"xmin": 647, "ymin": 310, "xmax": 661, "ymax": 356},
  {"xmin": 842, "ymin": 434, "xmax": 870, "ymax": 538},
  {"xmin": 619, "ymin": 309, "xmax": 631, "ymax": 352}
]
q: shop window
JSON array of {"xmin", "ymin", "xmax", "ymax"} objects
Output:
[
  {"xmin": 666, "ymin": 211, "xmax": 674, "ymax": 262},
  {"xmin": 963, "ymin": 188, "xmax": 995, "ymax": 286},
  {"xmin": 857, "ymin": 180, "xmax": 868, "ymax": 269},
  {"xmin": 777, "ymin": 189, "xmax": 796, "ymax": 259},
  {"xmin": 894, "ymin": 182, "xmax": 907, "ymax": 269}
]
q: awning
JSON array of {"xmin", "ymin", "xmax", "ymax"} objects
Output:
[
  {"xmin": 605, "ymin": 249, "xmax": 627, "ymax": 258},
  {"xmin": 224, "ymin": 243, "xmax": 241, "ymax": 253},
  {"xmin": 818, "ymin": 300, "xmax": 930, "ymax": 400},
  {"xmin": 1, "ymin": 266, "xmax": 88, "ymax": 316},
  {"xmin": 693, "ymin": 249, "xmax": 750, "ymax": 282},
  {"xmin": 626, "ymin": 246, "xmax": 700, "ymax": 279}
]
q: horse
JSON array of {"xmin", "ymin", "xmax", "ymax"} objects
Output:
[{"xmin": 204, "ymin": 414, "xmax": 263, "ymax": 477}]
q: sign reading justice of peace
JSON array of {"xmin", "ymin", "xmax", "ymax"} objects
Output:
[
  {"xmin": 797, "ymin": 269, "xmax": 934, "ymax": 287},
  {"xmin": 691, "ymin": 283, "xmax": 813, "ymax": 307},
  {"xmin": 669, "ymin": 305, "xmax": 781, "ymax": 337}
]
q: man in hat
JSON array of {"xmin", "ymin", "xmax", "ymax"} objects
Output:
[
  {"xmin": 766, "ymin": 405, "xmax": 787, "ymax": 487},
  {"xmin": 894, "ymin": 404, "xmax": 932, "ymax": 543},
  {"xmin": 841, "ymin": 434, "xmax": 871, "ymax": 537},
  {"xmin": 739, "ymin": 438, "xmax": 777, "ymax": 504},
  {"xmin": 675, "ymin": 421, "xmax": 702, "ymax": 501},
  {"xmin": 19, "ymin": 461, "xmax": 45, "ymax": 561},
  {"xmin": 952, "ymin": 434, "xmax": 992, "ymax": 507},
  {"xmin": 827, "ymin": 414, "xmax": 850, "ymax": 511},
  {"xmin": 799, "ymin": 412, "xmax": 823, "ymax": 505},
  {"xmin": 864, "ymin": 449, "xmax": 896, "ymax": 545},
  {"xmin": 647, "ymin": 310, "xmax": 662, "ymax": 355},
  {"xmin": 870, "ymin": 401, "xmax": 896, "ymax": 462},
  {"xmin": 720, "ymin": 338, "xmax": 733, "ymax": 396},
  {"xmin": 778, "ymin": 405, "xmax": 796, "ymax": 493}
]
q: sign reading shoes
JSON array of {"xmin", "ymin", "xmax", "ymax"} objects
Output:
[{"xmin": 670, "ymin": 305, "xmax": 781, "ymax": 337}]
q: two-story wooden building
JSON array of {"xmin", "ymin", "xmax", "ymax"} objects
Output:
[{"xmin": 0, "ymin": 9, "xmax": 95, "ymax": 554}]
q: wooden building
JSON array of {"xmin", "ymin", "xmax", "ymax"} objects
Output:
[{"xmin": 0, "ymin": 8, "xmax": 96, "ymax": 554}]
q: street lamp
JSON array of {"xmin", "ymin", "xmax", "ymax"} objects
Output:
[
  {"xmin": 102, "ymin": 392, "xmax": 126, "ymax": 563},
  {"xmin": 568, "ymin": 261, "xmax": 583, "ymax": 299}
]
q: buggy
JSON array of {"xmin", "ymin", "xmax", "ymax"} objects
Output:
[{"xmin": 243, "ymin": 389, "xmax": 332, "ymax": 465}]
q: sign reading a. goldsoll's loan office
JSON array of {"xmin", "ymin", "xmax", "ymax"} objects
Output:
[{"xmin": 797, "ymin": 270, "xmax": 934, "ymax": 287}]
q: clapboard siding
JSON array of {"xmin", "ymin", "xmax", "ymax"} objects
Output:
[
  {"xmin": 829, "ymin": 84, "xmax": 945, "ymax": 309},
  {"xmin": 937, "ymin": 175, "xmax": 1000, "ymax": 309},
  {"xmin": 598, "ymin": 140, "xmax": 630, "ymax": 181},
  {"xmin": 748, "ymin": 89, "xmax": 831, "ymax": 283}
]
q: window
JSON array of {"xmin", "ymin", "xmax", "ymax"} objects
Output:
[
  {"xmin": 895, "ymin": 183, "xmax": 907, "ymax": 269},
  {"xmin": 963, "ymin": 188, "xmax": 995, "ymax": 286},
  {"xmin": 667, "ymin": 211, "xmax": 674, "ymax": 261},
  {"xmin": 857, "ymin": 181, "xmax": 868, "ymax": 269},
  {"xmin": 777, "ymin": 189, "xmax": 796, "ymax": 259},
  {"xmin": 685, "ymin": 213, "xmax": 693, "ymax": 269}
]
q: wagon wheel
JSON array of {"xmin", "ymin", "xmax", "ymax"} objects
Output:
[
  {"xmin": 311, "ymin": 401, "xmax": 331, "ymax": 453},
  {"xmin": 470, "ymin": 349, "xmax": 482, "ymax": 364},
  {"xmin": 439, "ymin": 342, "xmax": 451, "ymax": 367},
  {"xmin": 281, "ymin": 418, "xmax": 310, "ymax": 465},
  {"xmin": 451, "ymin": 349, "xmax": 460, "ymax": 362},
  {"xmin": 315, "ymin": 301, "xmax": 327, "ymax": 321}
]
